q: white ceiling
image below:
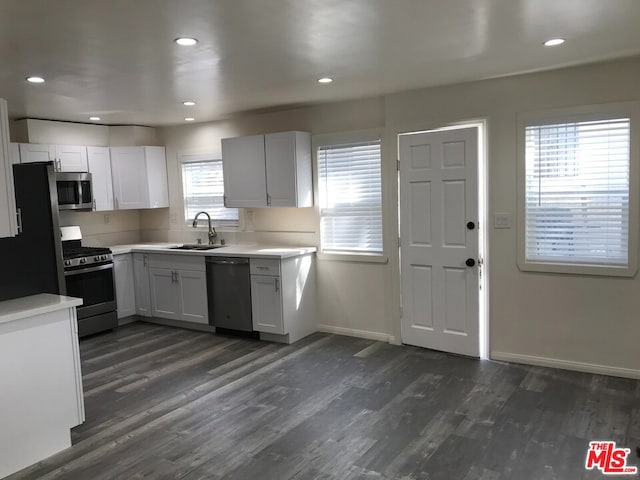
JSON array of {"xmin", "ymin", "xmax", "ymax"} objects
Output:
[{"xmin": 2, "ymin": 0, "xmax": 640, "ymax": 127}]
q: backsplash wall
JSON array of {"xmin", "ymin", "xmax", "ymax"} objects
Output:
[{"xmin": 59, "ymin": 210, "xmax": 142, "ymax": 246}]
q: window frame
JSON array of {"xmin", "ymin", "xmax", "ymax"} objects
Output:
[
  {"xmin": 179, "ymin": 152, "xmax": 240, "ymax": 230},
  {"xmin": 517, "ymin": 102, "xmax": 639, "ymax": 277},
  {"xmin": 313, "ymin": 130, "xmax": 387, "ymax": 263}
]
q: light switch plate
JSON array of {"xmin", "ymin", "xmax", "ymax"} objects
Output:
[{"xmin": 494, "ymin": 213, "xmax": 512, "ymax": 229}]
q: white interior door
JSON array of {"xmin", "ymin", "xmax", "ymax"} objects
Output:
[{"xmin": 399, "ymin": 126, "xmax": 480, "ymax": 357}]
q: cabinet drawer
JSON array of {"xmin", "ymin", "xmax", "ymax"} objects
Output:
[
  {"xmin": 148, "ymin": 254, "xmax": 205, "ymax": 272},
  {"xmin": 250, "ymin": 258, "xmax": 280, "ymax": 276}
]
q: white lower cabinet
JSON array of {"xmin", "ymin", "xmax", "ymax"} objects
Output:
[
  {"xmin": 147, "ymin": 254, "xmax": 208, "ymax": 325},
  {"xmin": 149, "ymin": 268, "xmax": 180, "ymax": 320},
  {"xmin": 250, "ymin": 255, "xmax": 316, "ymax": 343},
  {"xmin": 114, "ymin": 253, "xmax": 136, "ymax": 319},
  {"xmin": 133, "ymin": 253, "xmax": 151, "ymax": 317},
  {"xmin": 251, "ymin": 272, "xmax": 284, "ymax": 334}
]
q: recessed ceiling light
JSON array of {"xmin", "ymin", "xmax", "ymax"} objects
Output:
[
  {"xmin": 318, "ymin": 77, "xmax": 333, "ymax": 84},
  {"xmin": 26, "ymin": 76, "xmax": 45, "ymax": 84},
  {"xmin": 544, "ymin": 38, "xmax": 565, "ymax": 47},
  {"xmin": 89, "ymin": 116, "xmax": 101, "ymax": 121},
  {"xmin": 185, "ymin": 117, "xmax": 195, "ymax": 122},
  {"xmin": 183, "ymin": 101, "xmax": 196, "ymax": 106},
  {"xmin": 175, "ymin": 37, "xmax": 198, "ymax": 46}
]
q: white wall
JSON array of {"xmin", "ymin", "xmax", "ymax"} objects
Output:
[{"xmin": 150, "ymin": 56, "xmax": 640, "ymax": 376}]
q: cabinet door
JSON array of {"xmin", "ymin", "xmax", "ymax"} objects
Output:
[
  {"xmin": 0, "ymin": 101, "xmax": 17, "ymax": 238},
  {"xmin": 133, "ymin": 253, "xmax": 151, "ymax": 317},
  {"xmin": 222, "ymin": 135, "xmax": 267, "ymax": 207},
  {"xmin": 149, "ymin": 267, "xmax": 180, "ymax": 320},
  {"xmin": 87, "ymin": 146, "xmax": 114, "ymax": 211},
  {"xmin": 250, "ymin": 275, "xmax": 284, "ymax": 334},
  {"xmin": 9, "ymin": 143, "xmax": 20, "ymax": 165},
  {"xmin": 177, "ymin": 269, "xmax": 208, "ymax": 324},
  {"xmin": 265, "ymin": 131, "xmax": 298, "ymax": 207},
  {"xmin": 56, "ymin": 145, "xmax": 88, "ymax": 172},
  {"xmin": 144, "ymin": 147, "xmax": 169, "ymax": 208},
  {"xmin": 19, "ymin": 143, "xmax": 55, "ymax": 163},
  {"xmin": 114, "ymin": 254, "xmax": 136, "ymax": 319},
  {"xmin": 110, "ymin": 147, "xmax": 150, "ymax": 209}
]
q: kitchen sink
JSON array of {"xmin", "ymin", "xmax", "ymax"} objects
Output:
[{"xmin": 170, "ymin": 244, "xmax": 226, "ymax": 251}]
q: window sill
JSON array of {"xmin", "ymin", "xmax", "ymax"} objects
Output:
[
  {"xmin": 316, "ymin": 251, "xmax": 389, "ymax": 264},
  {"xmin": 517, "ymin": 259, "xmax": 637, "ymax": 278}
]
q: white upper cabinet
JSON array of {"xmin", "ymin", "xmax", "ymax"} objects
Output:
[
  {"xmin": 265, "ymin": 131, "xmax": 312, "ymax": 207},
  {"xmin": 19, "ymin": 143, "xmax": 55, "ymax": 163},
  {"xmin": 0, "ymin": 99, "xmax": 18, "ymax": 238},
  {"xmin": 56, "ymin": 145, "xmax": 88, "ymax": 172},
  {"xmin": 87, "ymin": 146, "xmax": 114, "ymax": 211},
  {"xmin": 19, "ymin": 144, "xmax": 88, "ymax": 172},
  {"xmin": 222, "ymin": 131, "xmax": 312, "ymax": 208},
  {"xmin": 9, "ymin": 143, "xmax": 20, "ymax": 165},
  {"xmin": 222, "ymin": 134, "xmax": 267, "ymax": 207},
  {"xmin": 110, "ymin": 146, "xmax": 169, "ymax": 210}
]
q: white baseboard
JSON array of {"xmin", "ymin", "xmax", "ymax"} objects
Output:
[
  {"xmin": 317, "ymin": 324, "xmax": 395, "ymax": 344},
  {"xmin": 491, "ymin": 351, "xmax": 640, "ymax": 380}
]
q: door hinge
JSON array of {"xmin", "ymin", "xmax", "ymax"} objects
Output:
[
  {"xmin": 398, "ymin": 236, "xmax": 401, "ymax": 248},
  {"xmin": 397, "ymin": 159, "xmax": 400, "ymax": 171}
]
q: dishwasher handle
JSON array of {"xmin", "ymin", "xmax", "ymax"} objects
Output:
[{"xmin": 206, "ymin": 257, "xmax": 249, "ymax": 266}]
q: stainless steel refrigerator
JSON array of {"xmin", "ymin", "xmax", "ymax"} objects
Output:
[{"xmin": 0, "ymin": 162, "xmax": 65, "ymax": 301}]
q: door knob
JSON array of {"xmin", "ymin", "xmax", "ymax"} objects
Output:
[
  {"xmin": 466, "ymin": 221, "xmax": 475, "ymax": 230},
  {"xmin": 465, "ymin": 258, "xmax": 476, "ymax": 267}
]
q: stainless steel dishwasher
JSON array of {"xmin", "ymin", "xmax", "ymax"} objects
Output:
[{"xmin": 205, "ymin": 257, "xmax": 254, "ymax": 332}]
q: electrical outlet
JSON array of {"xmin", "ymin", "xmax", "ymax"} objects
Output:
[{"xmin": 104, "ymin": 214, "xmax": 110, "ymax": 225}]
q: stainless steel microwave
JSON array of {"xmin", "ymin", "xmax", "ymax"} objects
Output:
[{"xmin": 56, "ymin": 172, "xmax": 93, "ymax": 211}]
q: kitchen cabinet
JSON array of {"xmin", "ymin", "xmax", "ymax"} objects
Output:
[
  {"xmin": 0, "ymin": 99, "xmax": 18, "ymax": 238},
  {"xmin": 133, "ymin": 253, "xmax": 151, "ymax": 317},
  {"xmin": 87, "ymin": 146, "xmax": 114, "ymax": 211},
  {"xmin": 0, "ymin": 294, "xmax": 84, "ymax": 478},
  {"xmin": 110, "ymin": 146, "xmax": 169, "ymax": 210},
  {"xmin": 222, "ymin": 131, "xmax": 312, "ymax": 208},
  {"xmin": 148, "ymin": 254, "xmax": 208, "ymax": 324},
  {"xmin": 10, "ymin": 143, "xmax": 20, "ymax": 165},
  {"xmin": 19, "ymin": 143, "xmax": 88, "ymax": 172},
  {"xmin": 249, "ymin": 254, "xmax": 316, "ymax": 343},
  {"xmin": 114, "ymin": 253, "xmax": 136, "ymax": 319}
]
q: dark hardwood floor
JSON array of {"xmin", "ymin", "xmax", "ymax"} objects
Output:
[{"xmin": 7, "ymin": 322, "xmax": 640, "ymax": 480}]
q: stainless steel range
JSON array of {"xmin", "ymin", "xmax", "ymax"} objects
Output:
[{"xmin": 61, "ymin": 226, "xmax": 117, "ymax": 337}]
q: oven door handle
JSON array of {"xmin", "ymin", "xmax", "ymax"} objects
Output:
[{"xmin": 64, "ymin": 263, "xmax": 114, "ymax": 276}]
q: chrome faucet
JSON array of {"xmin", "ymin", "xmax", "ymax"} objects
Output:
[{"xmin": 192, "ymin": 211, "xmax": 217, "ymax": 245}]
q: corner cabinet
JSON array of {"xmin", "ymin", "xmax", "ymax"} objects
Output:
[
  {"xmin": 0, "ymin": 99, "xmax": 18, "ymax": 238},
  {"xmin": 133, "ymin": 253, "xmax": 151, "ymax": 317},
  {"xmin": 113, "ymin": 253, "xmax": 136, "ymax": 319},
  {"xmin": 250, "ymin": 254, "xmax": 316, "ymax": 344},
  {"xmin": 222, "ymin": 131, "xmax": 312, "ymax": 208},
  {"xmin": 110, "ymin": 146, "xmax": 169, "ymax": 210}
]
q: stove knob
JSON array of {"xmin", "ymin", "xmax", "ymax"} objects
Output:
[
  {"xmin": 101, "ymin": 255, "xmax": 107, "ymax": 260},
  {"xmin": 95, "ymin": 256, "xmax": 101, "ymax": 261},
  {"xmin": 79, "ymin": 258, "xmax": 86, "ymax": 264},
  {"xmin": 64, "ymin": 260, "xmax": 71, "ymax": 266}
]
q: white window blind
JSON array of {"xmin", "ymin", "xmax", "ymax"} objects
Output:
[
  {"xmin": 524, "ymin": 117, "xmax": 630, "ymax": 267},
  {"xmin": 181, "ymin": 155, "xmax": 239, "ymax": 227},
  {"xmin": 317, "ymin": 139, "xmax": 383, "ymax": 253}
]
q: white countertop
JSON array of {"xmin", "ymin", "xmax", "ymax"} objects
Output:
[
  {"xmin": 109, "ymin": 243, "xmax": 316, "ymax": 259},
  {"xmin": 0, "ymin": 294, "xmax": 83, "ymax": 325}
]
